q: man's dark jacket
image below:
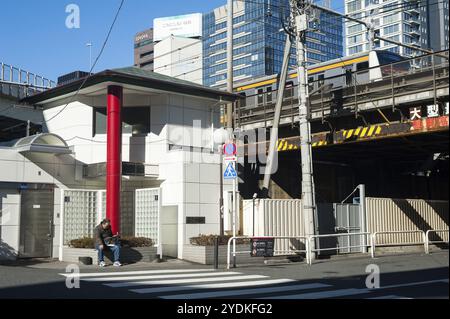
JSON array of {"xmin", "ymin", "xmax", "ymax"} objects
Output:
[{"xmin": 94, "ymin": 224, "xmax": 113, "ymax": 246}]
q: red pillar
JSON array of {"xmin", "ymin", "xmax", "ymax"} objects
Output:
[{"xmin": 106, "ymin": 85, "xmax": 123, "ymax": 234}]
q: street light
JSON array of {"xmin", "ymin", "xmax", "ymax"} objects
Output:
[{"xmin": 86, "ymin": 42, "xmax": 93, "ymax": 71}]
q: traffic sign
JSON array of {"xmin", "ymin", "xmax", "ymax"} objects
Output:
[
  {"xmin": 223, "ymin": 143, "xmax": 237, "ymax": 156},
  {"xmin": 223, "ymin": 156, "xmax": 237, "ymax": 162},
  {"xmin": 223, "ymin": 162, "xmax": 237, "ymax": 179}
]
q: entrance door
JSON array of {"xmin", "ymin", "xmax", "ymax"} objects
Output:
[{"xmin": 19, "ymin": 189, "xmax": 54, "ymax": 258}]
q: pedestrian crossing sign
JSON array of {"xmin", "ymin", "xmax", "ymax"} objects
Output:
[{"xmin": 224, "ymin": 162, "xmax": 237, "ymax": 179}]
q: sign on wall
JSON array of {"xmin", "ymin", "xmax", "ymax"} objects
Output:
[{"xmin": 154, "ymin": 13, "xmax": 202, "ymax": 42}]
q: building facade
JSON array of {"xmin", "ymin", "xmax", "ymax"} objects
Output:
[
  {"xmin": 202, "ymin": 0, "xmax": 343, "ymax": 88},
  {"xmin": 134, "ymin": 28, "xmax": 155, "ymax": 71},
  {"xmin": 345, "ymin": 0, "xmax": 450, "ymax": 57},
  {"xmin": 153, "ymin": 14, "xmax": 203, "ymax": 84}
]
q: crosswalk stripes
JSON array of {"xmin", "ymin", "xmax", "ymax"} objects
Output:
[
  {"xmin": 59, "ymin": 269, "xmax": 448, "ymax": 299},
  {"xmin": 159, "ymin": 283, "xmax": 331, "ymax": 300}
]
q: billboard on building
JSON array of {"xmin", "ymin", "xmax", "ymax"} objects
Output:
[{"xmin": 154, "ymin": 13, "xmax": 202, "ymax": 42}]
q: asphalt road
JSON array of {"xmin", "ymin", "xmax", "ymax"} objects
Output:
[{"xmin": 0, "ymin": 251, "xmax": 448, "ymax": 299}]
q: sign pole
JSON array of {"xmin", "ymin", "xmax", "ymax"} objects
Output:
[
  {"xmin": 223, "ymin": 142, "xmax": 238, "ymax": 268},
  {"xmin": 232, "ymin": 163, "xmax": 237, "ymax": 268}
]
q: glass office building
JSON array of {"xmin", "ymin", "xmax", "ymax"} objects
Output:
[{"xmin": 203, "ymin": 0, "xmax": 343, "ymax": 88}]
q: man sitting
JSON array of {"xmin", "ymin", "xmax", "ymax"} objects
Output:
[{"xmin": 94, "ymin": 218, "xmax": 121, "ymax": 267}]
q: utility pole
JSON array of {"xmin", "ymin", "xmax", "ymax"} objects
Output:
[
  {"xmin": 226, "ymin": 0, "xmax": 234, "ymax": 128},
  {"xmin": 261, "ymin": 33, "xmax": 292, "ymax": 198},
  {"xmin": 290, "ymin": 0, "xmax": 316, "ymax": 259}
]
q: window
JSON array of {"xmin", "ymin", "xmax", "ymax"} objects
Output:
[
  {"xmin": 383, "ymin": 13, "xmax": 399, "ymax": 24},
  {"xmin": 257, "ymin": 88, "xmax": 264, "ymax": 105},
  {"xmin": 347, "ymin": 0, "xmax": 362, "ymax": 13},
  {"xmin": 266, "ymin": 87, "xmax": 273, "ymax": 103},
  {"xmin": 383, "ymin": 24, "xmax": 399, "ymax": 35},
  {"xmin": 284, "ymin": 82, "xmax": 294, "ymax": 99},
  {"xmin": 93, "ymin": 107, "xmax": 150, "ymax": 136},
  {"xmin": 357, "ymin": 61, "xmax": 369, "ymax": 71}
]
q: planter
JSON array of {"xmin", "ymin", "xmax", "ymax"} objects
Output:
[
  {"xmin": 62, "ymin": 246, "xmax": 158, "ymax": 264},
  {"xmin": 183, "ymin": 244, "xmax": 262, "ymax": 265}
]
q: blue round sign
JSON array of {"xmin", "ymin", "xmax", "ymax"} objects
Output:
[{"xmin": 224, "ymin": 143, "xmax": 237, "ymax": 156}]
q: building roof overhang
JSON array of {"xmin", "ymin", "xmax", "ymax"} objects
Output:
[{"xmin": 20, "ymin": 67, "xmax": 241, "ymax": 106}]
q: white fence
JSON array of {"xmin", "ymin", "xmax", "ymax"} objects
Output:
[
  {"xmin": 243, "ymin": 199, "xmax": 305, "ymax": 256},
  {"xmin": 366, "ymin": 197, "xmax": 449, "ymax": 245}
]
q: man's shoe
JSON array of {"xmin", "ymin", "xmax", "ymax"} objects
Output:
[
  {"xmin": 113, "ymin": 261, "xmax": 122, "ymax": 267},
  {"xmin": 99, "ymin": 261, "xmax": 106, "ymax": 267}
]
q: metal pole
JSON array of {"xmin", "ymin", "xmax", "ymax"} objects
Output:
[
  {"xmin": 219, "ymin": 144, "xmax": 224, "ymax": 236},
  {"xmin": 232, "ymin": 163, "xmax": 237, "ymax": 268},
  {"xmin": 291, "ymin": 0, "xmax": 316, "ymax": 261},
  {"xmin": 26, "ymin": 120, "xmax": 30, "ymax": 137},
  {"xmin": 261, "ymin": 34, "xmax": 292, "ymax": 197},
  {"xmin": 226, "ymin": 0, "xmax": 234, "ymax": 128},
  {"xmin": 214, "ymin": 236, "xmax": 219, "ymax": 269},
  {"xmin": 252, "ymin": 197, "xmax": 255, "ymax": 237},
  {"xmin": 359, "ymin": 184, "xmax": 367, "ymax": 253}
]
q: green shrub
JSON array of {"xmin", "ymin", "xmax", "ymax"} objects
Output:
[
  {"xmin": 69, "ymin": 237, "xmax": 95, "ymax": 249},
  {"xmin": 189, "ymin": 234, "xmax": 250, "ymax": 246},
  {"xmin": 68, "ymin": 236, "xmax": 153, "ymax": 248}
]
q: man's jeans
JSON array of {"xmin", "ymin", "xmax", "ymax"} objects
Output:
[{"xmin": 96, "ymin": 244, "xmax": 120, "ymax": 263}]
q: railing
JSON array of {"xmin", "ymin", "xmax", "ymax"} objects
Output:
[
  {"xmin": 370, "ymin": 230, "xmax": 426, "ymax": 258},
  {"xmin": 226, "ymin": 236, "xmax": 310, "ymax": 269},
  {"xmin": 0, "ymin": 62, "xmax": 56, "ymax": 99},
  {"xmin": 308, "ymin": 232, "xmax": 370, "ymax": 265},
  {"xmin": 425, "ymin": 229, "xmax": 449, "ymax": 254},
  {"xmin": 225, "ymin": 228, "xmax": 449, "ymax": 269}
]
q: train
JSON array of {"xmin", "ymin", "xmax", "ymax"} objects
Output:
[{"xmin": 235, "ymin": 50, "xmax": 409, "ymax": 103}]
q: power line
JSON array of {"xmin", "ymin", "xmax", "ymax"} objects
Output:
[{"xmin": 41, "ymin": 0, "xmax": 125, "ymax": 125}]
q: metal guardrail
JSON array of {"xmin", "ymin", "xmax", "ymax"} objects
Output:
[
  {"xmin": 425, "ymin": 229, "xmax": 449, "ymax": 254},
  {"xmin": 370, "ymin": 230, "xmax": 426, "ymax": 258},
  {"xmin": 226, "ymin": 229, "xmax": 448, "ymax": 269},
  {"xmin": 226, "ymin": 236, "xmax": 310, "ymax": 270},
  {"xmin": 308, "ymin": 232, "xmax": 370, "ymax": 265}
]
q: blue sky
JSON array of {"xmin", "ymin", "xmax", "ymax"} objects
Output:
[{"xmin": 0, "ymin": 0, "xmax": 344, "ymax": 81}]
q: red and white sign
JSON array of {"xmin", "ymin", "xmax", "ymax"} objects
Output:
[{"xmin": 223, "ymin": 143, "xmax": 237, "ymax": 156}]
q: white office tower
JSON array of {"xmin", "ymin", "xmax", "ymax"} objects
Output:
[
  {"xmin": 153, "ymin": 13, "xmax": 203, "ymax": 84},
  {"xmin": 345, "ymin": 0, "xmax": 449, "ymax": 57}
]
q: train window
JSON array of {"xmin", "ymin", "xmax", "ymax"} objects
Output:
[
  {"xmin": 284, "ymin": 82, "xmax": 294, "ymax": 99},
  {"xmin": 257, "ymin": 88, "xmax": 264, "ymax": 105},
  {"xmin": 266, "ymin": 87, "xmax": 273, "ymax": 103},
  {"xmin": 308, "ymin": 76, "xmax": 314, "ymax": 91},
  {"xmin": 345, "ymin": 68, "xmax": 353, "ymax": 86},
  {"xmin": 240, "ymin": 92, "xmax": 246, "ymax": 108},
  {"xmin": 318, "ymin": 74, "xmax": 325, "ymax": 86},
  {"xmin": 357, "ymin": 61, "xmax": 369, "ymax": 71}
]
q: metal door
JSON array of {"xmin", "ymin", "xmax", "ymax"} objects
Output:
[
  {"xmin": 19, "ymin": 189, "xmax": 54, "ymax": 258},
  {"xmin": 334, "ymin": 203, "xmax": 361, "ymax": 254}
]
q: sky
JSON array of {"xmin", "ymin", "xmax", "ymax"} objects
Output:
[{"xmin": 0, "ymin": 0, "xmax": 344, "ymax": 82}]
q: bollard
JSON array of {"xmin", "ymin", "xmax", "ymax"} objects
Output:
[{"xmin": 213, "ymin": 236, "xmax": 219, "ymax": 269}]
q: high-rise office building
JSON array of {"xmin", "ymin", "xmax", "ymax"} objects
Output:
[
  {"xmin": 428, "ymin": 0, "xmax": 449, "ymax": 51},
  {"xmin": 134, "ymin": 28, "xmax": 155, "ymax": 71},
  {"xmin": 345, "ymin": 0, "xmax": 449, "ymax": 57},
  {"xmin": 202, "ymin": 0, "xmax": 344, "ymax": 88},
  {"xmin": 153, "ymin": 14, "xmax": 203, "ymax": 84}
]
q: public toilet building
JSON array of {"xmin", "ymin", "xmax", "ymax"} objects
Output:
[{"xmin": 0, "ymin": 68, "xmax": 240, "ymax": 261}]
